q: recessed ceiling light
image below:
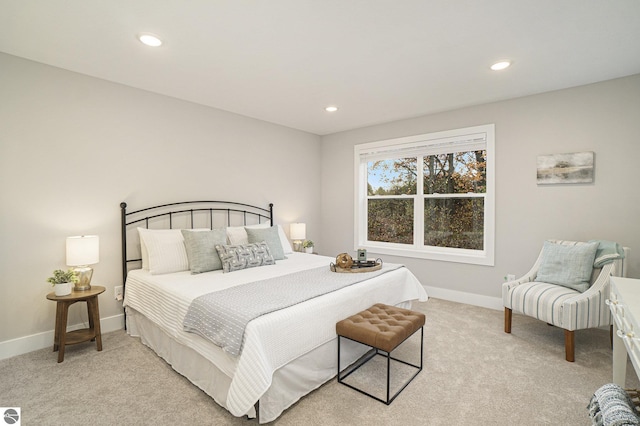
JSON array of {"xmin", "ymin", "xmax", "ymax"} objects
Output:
[
  {"xmin": 138, "ymin": 33, "xmax": 163, "ymax": 47},
  {"xmin": 490, "ymin": 60, "xmax": 511, "ymax": 71},
  {"xmin": 325, "ymin": 106, "xmax": 338, "ymax": 112}
]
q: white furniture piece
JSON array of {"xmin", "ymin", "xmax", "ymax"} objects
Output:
[
  {"xmin": 609, "ymin": 276, "xmax": 640, "ymax": 386},
  {"xmin": 503, "ymin": 240, "xmax": 627, "ymax": 362}
]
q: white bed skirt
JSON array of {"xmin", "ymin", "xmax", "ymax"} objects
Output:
[{"xmin": 126, "ymin": 304, "xmax": 411, "ymax": 423}]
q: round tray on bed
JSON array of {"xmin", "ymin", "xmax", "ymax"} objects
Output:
[{"xmin": 330, "ymin": 260, "xmax": 382, "ymax": 273}]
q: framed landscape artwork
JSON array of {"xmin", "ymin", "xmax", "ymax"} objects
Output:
[{"xmin": 536, "ymin": 151, "xmax": 594, "ymax": 185}]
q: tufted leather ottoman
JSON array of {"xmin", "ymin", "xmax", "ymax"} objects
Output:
[{"xmin": 336, "ymin": 303, "xmax": 425, "ymax": 404}]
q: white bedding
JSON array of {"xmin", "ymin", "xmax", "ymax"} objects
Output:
[{"xmin": 124, "ymin": 252, "xmax": 428, "ymax": 421}]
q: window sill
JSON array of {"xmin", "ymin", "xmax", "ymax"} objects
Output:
[{"xmin": 358, "ymin": 244, "xmax": 494, "ymax": 266}]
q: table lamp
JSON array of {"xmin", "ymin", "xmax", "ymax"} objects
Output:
[
  {"xmin": 290, "ymin": 223, "xmax": 306, "ymax": 252},
  {"xmin": 66, "ymin": 235, "xmax": 99, "ymax": 291}
]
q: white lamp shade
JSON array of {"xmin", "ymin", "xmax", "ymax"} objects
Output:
[
  {"xmin": 66, "ymin": 235, "xmax": 99, "ymax": 266},
  {"xmin": 290, "ymin": 223, "xmax": 306, "ymax": 241}
]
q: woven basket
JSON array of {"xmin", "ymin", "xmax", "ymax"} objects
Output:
[{"xmin": 626, "ymin": 389, "xmax": 640, "ymax": 412}]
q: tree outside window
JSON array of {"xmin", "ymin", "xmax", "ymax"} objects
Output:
[{"xmin": 355, "ymin": 125, "xmax": 494, "ymax": 265}]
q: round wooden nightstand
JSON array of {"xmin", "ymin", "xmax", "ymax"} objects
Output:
[{"xmin": 46, "ymin": 285, "xmax": 105, "ymax": 363}]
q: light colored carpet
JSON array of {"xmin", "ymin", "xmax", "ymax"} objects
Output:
[{"xmin": 1, "ymin": 298, "xmax": 638, "ymax": 425}]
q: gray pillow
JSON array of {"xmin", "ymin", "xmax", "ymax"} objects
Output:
[
  {"xmin": 181, "ymin": 229, "xmax": 227, "ymax": 274},
  {"xmin": 536, "ymin": 241, "xmax": 599, "ymax": 292},
  {"xmin": 245, "ymin": 226, "xmax": 286, "ymax": 260},
  {"xmin": 215, "ymin": 242, "xmax": 275, "ymax": 273}
]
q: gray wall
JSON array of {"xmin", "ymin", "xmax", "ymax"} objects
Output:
[
  {"xmin": 0, "ymin": 53, "xmax": 321, "ymax": 343},
  {"xmin": 2, "ymin": 49, "xmax": 638, "ymax": 352},
  {"xmin": 320, "ymin": 74, "xmax": 640, "ymax": 307}
]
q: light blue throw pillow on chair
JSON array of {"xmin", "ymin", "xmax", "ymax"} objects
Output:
[{"xmin": 535, "ymin": 241, "xmax": 599, "ymax": 292}]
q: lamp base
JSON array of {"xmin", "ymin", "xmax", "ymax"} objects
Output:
[{"xmin": 72, "ymin": 266, "xmax": 93, "ymax": 291}]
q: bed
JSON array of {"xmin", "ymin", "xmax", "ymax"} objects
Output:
[{"xmin": 120, "ymin": 200, "xmax": 428, "ymax": 423}]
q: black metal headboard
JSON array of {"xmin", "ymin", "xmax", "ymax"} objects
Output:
[{"xmin": 120, "ymin": 200, "xmax": 273, "ymax": 287}]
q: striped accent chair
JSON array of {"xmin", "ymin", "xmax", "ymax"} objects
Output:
[{"xmin": 503, "ymin": 240, "xmax": 628, "ymax": 362}]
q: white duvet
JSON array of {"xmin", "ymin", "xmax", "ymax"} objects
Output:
[{"xmin": 124, "ymin": 253, "xmax": 428, "ymax": 418}]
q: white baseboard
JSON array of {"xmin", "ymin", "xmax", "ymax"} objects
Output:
[
  {"xmin": 0, "ymin": 314, "xmax": 125, "ymax": 361},
  {"xmin": 424, "ymin": 285, "xmax": 503, "ymax": 311}
]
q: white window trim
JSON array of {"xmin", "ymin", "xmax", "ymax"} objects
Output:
[{"xmin": 354, "ymin": 124, "xmax": 495, "ymax": 266}]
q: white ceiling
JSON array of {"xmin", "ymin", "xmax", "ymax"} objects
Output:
[{"xmin": 1, "ymin": 1, "xmax": 639, "ymax": 135}]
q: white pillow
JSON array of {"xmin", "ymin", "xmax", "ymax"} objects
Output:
[
  {"xmin": 226, "ymin": 223, "xmax": 293, "ymax": 254},
  {"xmin": 226, "ymin": 225, "xmax": 256, "ymax": 245},
  {"xmin": 274, "ymin": 225, "xmax": 293, "ymax": 254},
  {"xmin": 137, "ymin": 228, "xmax": 189, "ymax": 275}
]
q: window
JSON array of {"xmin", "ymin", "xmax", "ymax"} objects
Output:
[{"xmin": 354, "ymin": 124, "xmax": 495, "ymax": 266}]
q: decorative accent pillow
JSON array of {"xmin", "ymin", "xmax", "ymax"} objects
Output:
[
  {"xmin": 181, "ymin": 228, "xmax": 227, "ymax": 274},
  {"xmin": 137, "ymin": 228, "xmax": 189, "ymax": 275},
  {"xmin": 536, "ymin": 241, "xmax": 599, "ymax": 292},
  {"xmin": 215, "ymin": 242, "xmax": 275, "ymax": 273},
  {"xmin": 245, "ymin": 226, "xmax": 286, "ymax": 260}
]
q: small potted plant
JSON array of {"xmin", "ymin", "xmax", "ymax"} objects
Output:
[
  {"xmin": 303, "ymin": 240, "xmax": 314, "ymax": 254},
  {"xmin": 47, "ymin": 269, "xmax": 79, "ymax": 296}
]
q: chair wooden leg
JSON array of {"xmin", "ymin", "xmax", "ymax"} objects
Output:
[
  {"xmin": 564, "ymin": 330, "xmax": 575, "ymax": 362},
  {"xmin": 504, "ymin": 308, "xmax": 512, "ymax": 333}
]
